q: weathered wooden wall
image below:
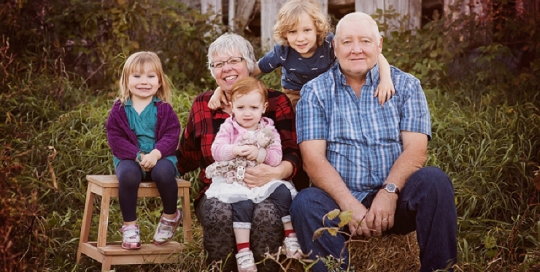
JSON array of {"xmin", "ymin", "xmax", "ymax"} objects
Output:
[
  {"xmin": 259, "ymin": 0, "xmax": 424, "ymax": 51},
  {"xmin": 196, "ymin": 0, "xmax": 534, "ymax": 52},
  {"xmin": 444, "ymin": 0, "xmax": 486, "ymax": 19},
  {"xmin": 356, "ymin": 0, "xmax": 422, "ymax": 31}
]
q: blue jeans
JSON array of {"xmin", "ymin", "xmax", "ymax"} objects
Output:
[
  {"xmin": 232, "ymin": 184, "xmax": 292, "ymax": 224},
  {"xmin": 290, "ymin": 166, "xmax": 457, "ymax": 272}
]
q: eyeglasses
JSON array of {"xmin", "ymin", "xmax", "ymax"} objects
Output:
[{"xmin": 209, "ymin": 57, "xmax": 244, "ymax": 69}]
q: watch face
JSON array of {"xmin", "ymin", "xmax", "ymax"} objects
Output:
[{"xmin": 385, "ymin": 183, "xmax": 397, "ymax": 193}]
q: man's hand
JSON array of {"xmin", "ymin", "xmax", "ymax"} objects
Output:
[
  {"xmin": 364, "ymin": 190, "xmax": 398, "ymax": 236},
  {"xmin": 345, "ymin": 201, "xmax": 371, "ymax": 237}
]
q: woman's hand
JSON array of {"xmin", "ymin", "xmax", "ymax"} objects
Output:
[{"xmin": 243, "ymin": 163, "xmax": 280, "ymax": 188}]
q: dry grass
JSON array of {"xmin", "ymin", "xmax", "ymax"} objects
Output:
[
  {"xmin": 261, "ymin": 231, "xmax": 420, "ymax": 271},
  {"xmin": 349, "ymin": 232, "xmax": 420, "ymax": 271}
]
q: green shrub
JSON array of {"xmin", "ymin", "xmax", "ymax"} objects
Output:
[{"xmin": 1, "ymin": 0, "xmax": 221, "ymax": 93}]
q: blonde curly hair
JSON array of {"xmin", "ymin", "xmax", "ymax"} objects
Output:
[{"xmin": 273, "ymin": 0, "xmax": 331, "ymax": 47}]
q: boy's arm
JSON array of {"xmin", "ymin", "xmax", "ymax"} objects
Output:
[
  {"xmin": 376, "ymin": 54, "xmax": 395, "ymax": 105},
  {"xmin": 208, "ymin": 86, "xmax": 226, "ymax": 110},
  {"xmin": 251, "ymin": 63, "xmax": 262, "ymax": 77}
]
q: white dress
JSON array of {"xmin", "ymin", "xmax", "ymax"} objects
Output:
[{"xmin": 205, "ymin": 176, "xmax": 297, "ymax": 204}]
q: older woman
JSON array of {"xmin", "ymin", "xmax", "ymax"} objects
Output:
[{"xmin": 176, "ymin": 33, "xmax": 302, "ymax": 271}]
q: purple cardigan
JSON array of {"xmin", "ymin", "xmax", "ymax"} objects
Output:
[{"xmin": 106, "ymin": 99, "xmax": 181, "ymax": 160}]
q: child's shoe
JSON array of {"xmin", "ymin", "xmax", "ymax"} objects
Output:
[
  {"xmin": 152, "ymin": 209, "xmax": 182, "ymax": 245},
  {"xmin": 283, "ymin": 236, "xmax": 304, "ymax": 259},
  {"xmin": 120, "ymin": 224, "xmax": 141, "ymax": 250},
  {"xmin": 235, "ymin": 250, "xmax": 257, "ymax": 272}
]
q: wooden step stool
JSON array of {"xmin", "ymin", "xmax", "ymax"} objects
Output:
[{"xmin": 76, "ymin": 175, "xmax": 192, "ymax": 271}]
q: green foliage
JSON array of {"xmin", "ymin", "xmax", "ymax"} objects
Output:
[{"xmin": 0, "ymin": 0, "xmax": 221, "ymax": 93}]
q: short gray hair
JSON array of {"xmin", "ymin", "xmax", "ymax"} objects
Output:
[
  {"xmin": 207, "ymin": 33, "xmax": 256, "ymax": 78},
  {"xmin": 335, "ymin": 12, "xmax": 382, "ymax": 45}
]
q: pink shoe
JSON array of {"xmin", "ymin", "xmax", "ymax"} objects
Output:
[
  {"xmin": 120, "ymin": 224, "xmax": 141, "ymax": 250},
  {"xmin": 235, "ymin": 250, "xmax": 257, "ymax": 272},
  {"xmin": 283, "ymin": 236, "xmax": 304, "ymax": 259},
  {"xmin": 152, "ymin": 209, "xmax": 182, "ymax": 245}
]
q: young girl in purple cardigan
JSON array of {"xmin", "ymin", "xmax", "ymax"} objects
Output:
[
  {"xmin": 105, "ymin": 51, "xmax": 182, "ymax": 250},
  {"xmin": 204, "ymin": 77, "xmax": 302, "ymax": 272}
]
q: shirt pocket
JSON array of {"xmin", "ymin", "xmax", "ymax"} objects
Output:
[{"xmin": 359, "ymin": 100, "xmax": 401, "ymax": 145}]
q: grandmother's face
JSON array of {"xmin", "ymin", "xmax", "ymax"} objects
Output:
[{"xmin": 211, "ymin": 50, "xmax": 250, "ymax": 93}]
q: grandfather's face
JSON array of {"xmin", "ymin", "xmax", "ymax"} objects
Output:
[
  {"xmin": 211, "ymin": 50, "xmax": 250, "ymax": 93},
  {"xmin": 333, "ymin": 18, "xmax": 382, "ymax": 79}
]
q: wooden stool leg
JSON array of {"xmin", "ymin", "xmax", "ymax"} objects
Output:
[
  {"xmin": 101, "ymin": 256, "xmax": 112, "ymax": 272},
  {"xmin": 77, "ymin": 183, "xmax": 95, "ymax": 263},
  {"xmin": 181, "ymin": 187, "xmax": 192, "ymax": 242},
  {"xmin": 97, "ymin": 188, "xmax": 112, "ymax": 247}
]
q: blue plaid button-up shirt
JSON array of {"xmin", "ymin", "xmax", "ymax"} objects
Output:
[{"xmin": 296, "ymin": 62, "xmax": 431, "ymax": 201}]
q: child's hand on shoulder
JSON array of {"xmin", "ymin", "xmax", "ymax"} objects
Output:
[
  {"xmin": 208, "ymin": 86, "xmax": 227, "ymax": 110},
  {"xmin": 374, "ymin": 80, "xmax": 395, "ymax": 106}
]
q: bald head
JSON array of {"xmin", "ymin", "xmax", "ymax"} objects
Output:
[
  {"xmin": 335, "ymin": 12, "xmax": 382, "ymax": 46},
  {"xmin": 332, "ymin": 11, "xmax": 383, "ymax": 80}
]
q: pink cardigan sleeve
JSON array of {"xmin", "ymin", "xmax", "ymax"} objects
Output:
[
  {"xmin": 261, "ymin": 122, "xmax": 283, "ymax": 167},
  {"xmin": 210, "ymin": 118, "xmax": 237, "ymax": 162}
]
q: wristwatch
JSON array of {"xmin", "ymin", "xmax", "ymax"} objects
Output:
[{"xmin": 381, "ymin": 183, "xmax": 400, "ymax": 195}]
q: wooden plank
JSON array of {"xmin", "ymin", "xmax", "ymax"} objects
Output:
[
  {"xmin": 318, "ymin": 0, "xmax": 329, "ymax": 15},
  {"xmin": 86, "ymin": 175, "xmax": 190, "ymax": 189},
  {"xmin": 409, "ymin": 0, "xmax": 422, "ymax": 30},
  {"xmin": 395, "ymin": 0, "xmax": 408, "ymax": 15},
  {"xmin": 95, "ymin": 242, "xmax": 185, "ymax": 256},
  {"xmin": 201, "ymin": 0, "xmax": 223, "ymax": 36},
  {"xmin": 354, "ymin": 0, "xmax": 423, "ymax": 36},
  {"xmin": 444, "ymin": 0, "xmax": 485, "ymax": 19},
  {"xmin": 228, "ymin": 0, "xmax": 235, "ymax": 31},
  {"xmin": 260, "ymin": 0, "xmax": 289, "ymax": 52},
  {"xmin": 355, "ymin": 0, "xmax": 378, "ymax": 16},
  {"xmin": 229, "ymin": 0, "xmax": 257, "ymax": 34},
  {"xmin": 201, "ymin": 0, "xmax": 222, "ymax": 17}
]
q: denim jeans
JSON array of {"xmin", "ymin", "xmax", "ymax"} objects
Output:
[
  {"xmin": 232, "ymin": 184, "xmax": 292, "ymax": 224},
  {"xmin": 290, "ymin": 166, "xmax": 457, "ymax": 272}
]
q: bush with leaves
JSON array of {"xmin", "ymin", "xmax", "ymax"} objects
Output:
[{"xmin": 0, "ymin": 0, "xmax": 221, "ymax": 93}]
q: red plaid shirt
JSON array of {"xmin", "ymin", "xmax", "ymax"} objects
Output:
[{"xmin": 176, "ymin": 89, "xmax": 301, "ymax": 200}]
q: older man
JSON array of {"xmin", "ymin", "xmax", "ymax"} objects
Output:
[{"xmin": 290, "ymin": 12, "xmax": 457, "ymax": 272}]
